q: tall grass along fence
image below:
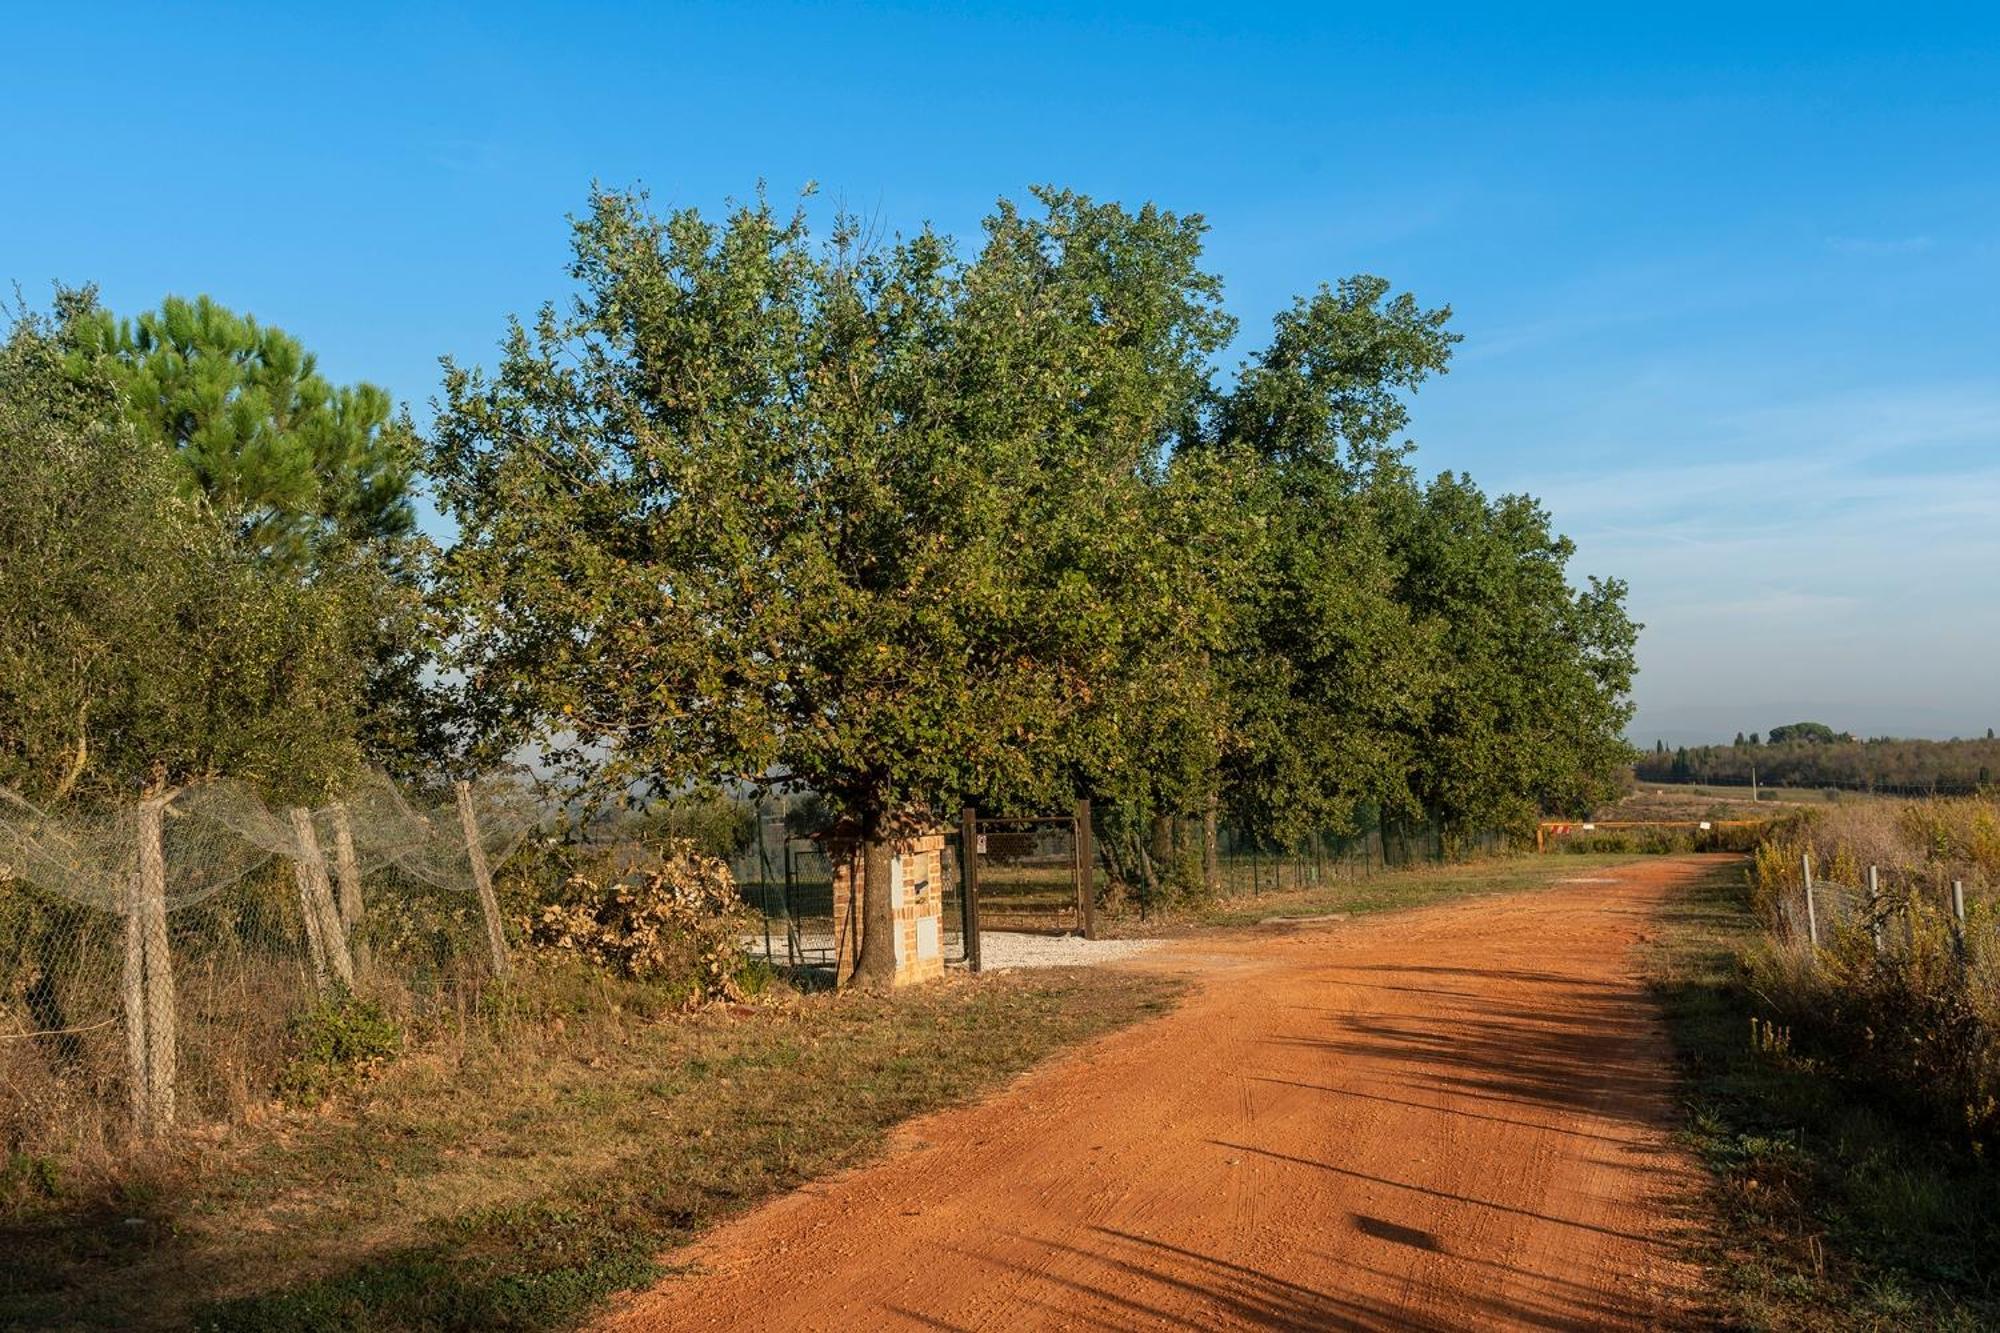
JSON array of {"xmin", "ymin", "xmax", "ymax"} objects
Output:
[
  {"xmin": 1748, "ymin": 798, "xmax": 2000, "ymax": 1148},
  {"xmin": 0, "ymin": 774, "xmax": 534, "ymax": 1156}
]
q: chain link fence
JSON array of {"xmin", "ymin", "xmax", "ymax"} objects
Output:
[{"xmin": 0, "ymin": 774, "xmax": 535, "ymax": 1153}]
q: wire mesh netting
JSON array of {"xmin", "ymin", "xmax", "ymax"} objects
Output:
[
  {"xmin": 0, "ymin": 773, "xmax": 537, "ymax": 1150},
  {"xmin": 1768, "ymin": 864, "xmax": 2000, "ymax": 1022}
]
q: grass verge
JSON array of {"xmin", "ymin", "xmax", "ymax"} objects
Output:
[
  {"xmin": 1642, "ymin": 862, "xmax": 2000, "ymax": 1329},
  {"xmin": 0, "ymin": 966, "xmax": 1182, "ymax": 1331},
  {"xmin": 1112, "ymin": 851, "xmax": 1647, "ymax": 932}
]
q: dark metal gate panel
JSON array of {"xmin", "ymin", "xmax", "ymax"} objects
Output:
[{"xmin": 972, "ymin": 814, "xmax": 1082, "ymax": 936}]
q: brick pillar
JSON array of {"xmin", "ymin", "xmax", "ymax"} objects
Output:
[{"xmin": 829, "ymin": 824, "xmax": 947, "ymax": 988}]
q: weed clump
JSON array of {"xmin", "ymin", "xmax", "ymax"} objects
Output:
[{"xmin": 278, "ymin": 992, "xmax": 402, "ymax": 1103}]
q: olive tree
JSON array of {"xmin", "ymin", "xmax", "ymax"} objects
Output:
[{"xmin": 0, "ymin": 302, "xmax": 376, "ymax": 806}]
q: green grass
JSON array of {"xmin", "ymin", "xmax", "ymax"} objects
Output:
[
  {"xmin": 1110, "ymin": 851, "xmax": 1648, "ymax": 932},
  {"xmin": 0, "ymin": 967, "xmax": 1183, "ymax": 1332},
  {"xmin": 1641, "ymin": 862, "xmax": 2000, "ymax": 1330}
]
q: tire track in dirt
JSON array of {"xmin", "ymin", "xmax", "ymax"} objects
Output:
[{"xmin": 601, "ymin": 856, "xmax": 1715, "ymax": 1331}]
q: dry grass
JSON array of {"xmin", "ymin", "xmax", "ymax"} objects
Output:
[
  {"xmin": 0, "ymin": 961, "xmax": 1182, "ymax": 1331},
  {"xmin": 1645, "ymin": 861, "xmax": 2000, "ymax": 1329}
]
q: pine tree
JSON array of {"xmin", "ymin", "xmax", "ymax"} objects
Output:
[{"xmin": 62, "ymin": 292, "xmax": 417, "ymax": 565}]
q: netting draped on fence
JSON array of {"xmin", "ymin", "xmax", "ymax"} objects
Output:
[{"xmin": 0, "ymin": 772, "xmax": 538, "ymax": 1147}]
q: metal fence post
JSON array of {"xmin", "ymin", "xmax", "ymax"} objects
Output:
[
  {"xmin": 1867, "ymin": 865, "xmax": 1883, "ymax": 955},
  {"xmin": 758, "ymin": 798, "xmax": 775, "ymax": 964},
  {"xmin": 960, "ymin": 806, "xmax": 982, "ymax": 972},
  {"xmin": 1075, "ymin": 798, "xmax": 1096, "ymax": 940},
  {"xmin": 1802, "ymin": 854, "xmax": 1818, "ymax": 950}
]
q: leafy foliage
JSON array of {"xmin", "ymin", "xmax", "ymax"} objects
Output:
[
  {"xmin": 0, "ymin": 304, "xmax": 379, "ymax": 803},
  {"xmin": 432, "ymin": 183, "xmax": 1641, "ymax": 960}
]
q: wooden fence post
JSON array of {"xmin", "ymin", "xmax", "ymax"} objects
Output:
[
  {"xmin": 1867, "ymin": 865, "xmax": 1884, "ymax": 955},
  {"xmin": 457, "ymin": 780, "xmax": 512, "ymax": 979},
  {"xmin": 1802, "ymin": 854, "xmax": 1819, "ymax": 950},
  {"xmin": 289, "ymin": 807, "xmax": 353, "ymax": 989},
  {"xmin": 1075, "ymin": 798, "xmax": 1096, "ymax": 941}
]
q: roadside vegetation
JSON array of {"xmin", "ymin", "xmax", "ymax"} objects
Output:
[{"xmin": 1647, "ymin": 805, "xmax": 2000, "ymax": 1328}]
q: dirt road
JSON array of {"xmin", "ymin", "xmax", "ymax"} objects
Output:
[{"xmin": 603, "ymin": 857, "xmax": 1715, "ymax": 1331}]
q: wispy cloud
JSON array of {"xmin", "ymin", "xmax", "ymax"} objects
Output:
[{"xmin": 1507, "ymin": 383, "xmax": 2000, "ymax": 737}]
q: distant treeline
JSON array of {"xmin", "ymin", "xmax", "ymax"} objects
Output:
[{"xmin": 1634, "ymin": 727, "xmax": 2000, "ymax": 794}]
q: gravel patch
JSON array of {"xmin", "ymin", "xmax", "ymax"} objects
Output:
[{"xmin": 976, "ymin": 930, "xmax": 1165, "ymax": 971}]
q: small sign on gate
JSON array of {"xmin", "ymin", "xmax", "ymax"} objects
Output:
[{"xmin": 976, "ymin": 834, "xmax": 987, "ymax": 854}]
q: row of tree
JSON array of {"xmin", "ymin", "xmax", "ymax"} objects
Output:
[
  {"xmin": 1637, "ymin": 729, "xmax": 1999, "ymax": 792},
  {"xmin": 1, "ymin": 185, "xmax": 1639, "ymax": 985}
]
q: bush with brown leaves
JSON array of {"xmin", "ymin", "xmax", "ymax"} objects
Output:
[{"xmin": 527, "ymin": 840, "xmax": 752, "ymax": 1005}]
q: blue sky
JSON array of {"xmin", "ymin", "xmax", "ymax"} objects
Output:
[{"xmin": 6, "ymin": 3, "xmax": 1996, "ymax": 743}]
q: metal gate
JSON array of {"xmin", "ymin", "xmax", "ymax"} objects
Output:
[{"xmin": 961, "ymin": 801, "xmax": 1096, "ymax": 958}]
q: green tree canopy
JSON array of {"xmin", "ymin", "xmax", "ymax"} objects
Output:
[
  {"xmin": 1767, "ymin": 721, "xmax": 1847, "ymax": 746},
  {"xmin": 431, "ymin": 187, "xmax": 1242, "ymax": 980},
  {"xmin": 0, "ymin": 303, "xmax": 377, "ymax": 804},
  {"xmin": 1381, "ymin": 473, "xmax": 1639, "ymax": 828},
  {"xmin": 63, "ymin": 292, "xmax": 417, "ymax": 564},
  {"xmin": 1201, "ymin": 278, "xmax": 1459, "ymax": 843}
]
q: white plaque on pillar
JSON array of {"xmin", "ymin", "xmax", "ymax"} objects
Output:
[{"xmin": 916, "ymin": 916, "xmax": 940, "ymax": 960}]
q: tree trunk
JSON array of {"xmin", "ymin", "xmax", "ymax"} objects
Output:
[
  {"xmin": 850, "ymin": 808, "xmax": 899, "ymax": 989},
  {"xmin": 1149, "ymin": 812, "xmax": 1175, "ymax": 895}
]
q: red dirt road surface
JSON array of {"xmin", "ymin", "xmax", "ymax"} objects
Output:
[{"xmin": 602, "ymin": 857, "xmax": 1716, "ymax": 1331}]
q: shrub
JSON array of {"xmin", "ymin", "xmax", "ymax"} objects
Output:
[
  {"xmin": 527, "ymin": 840, "xmax": 752, "ymax": 1005},
  {"xmin": 278, "ymin": 993, "xmax": 401, "ymax": 1103}
]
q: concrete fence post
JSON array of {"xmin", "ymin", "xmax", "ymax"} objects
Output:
[
  {"xmin": 328, "ymin": 804, "xmax": 371, "ymax": 977},
  {"xmin": 1867, "ymin": 865, "xmax": 1884, "ymax": 955},
  {"xmin": 289, "ymin": 808, "xmax": 354, "ymax": 989},
  {"xmin": 123, "ymin": 795, "xmax": 176, "ymax": 1133},
  {"xmin": 457, "ymin": 780, "xmax": 512, "ymax": 979},
  {"xmin": 1953, "ymin": 879, "xmax": 1968, "ymax": 963}
]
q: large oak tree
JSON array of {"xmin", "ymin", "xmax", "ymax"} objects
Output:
[{"xmin": 430, "ymin": 187, "xmax": 1232, "ymax": 982}]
